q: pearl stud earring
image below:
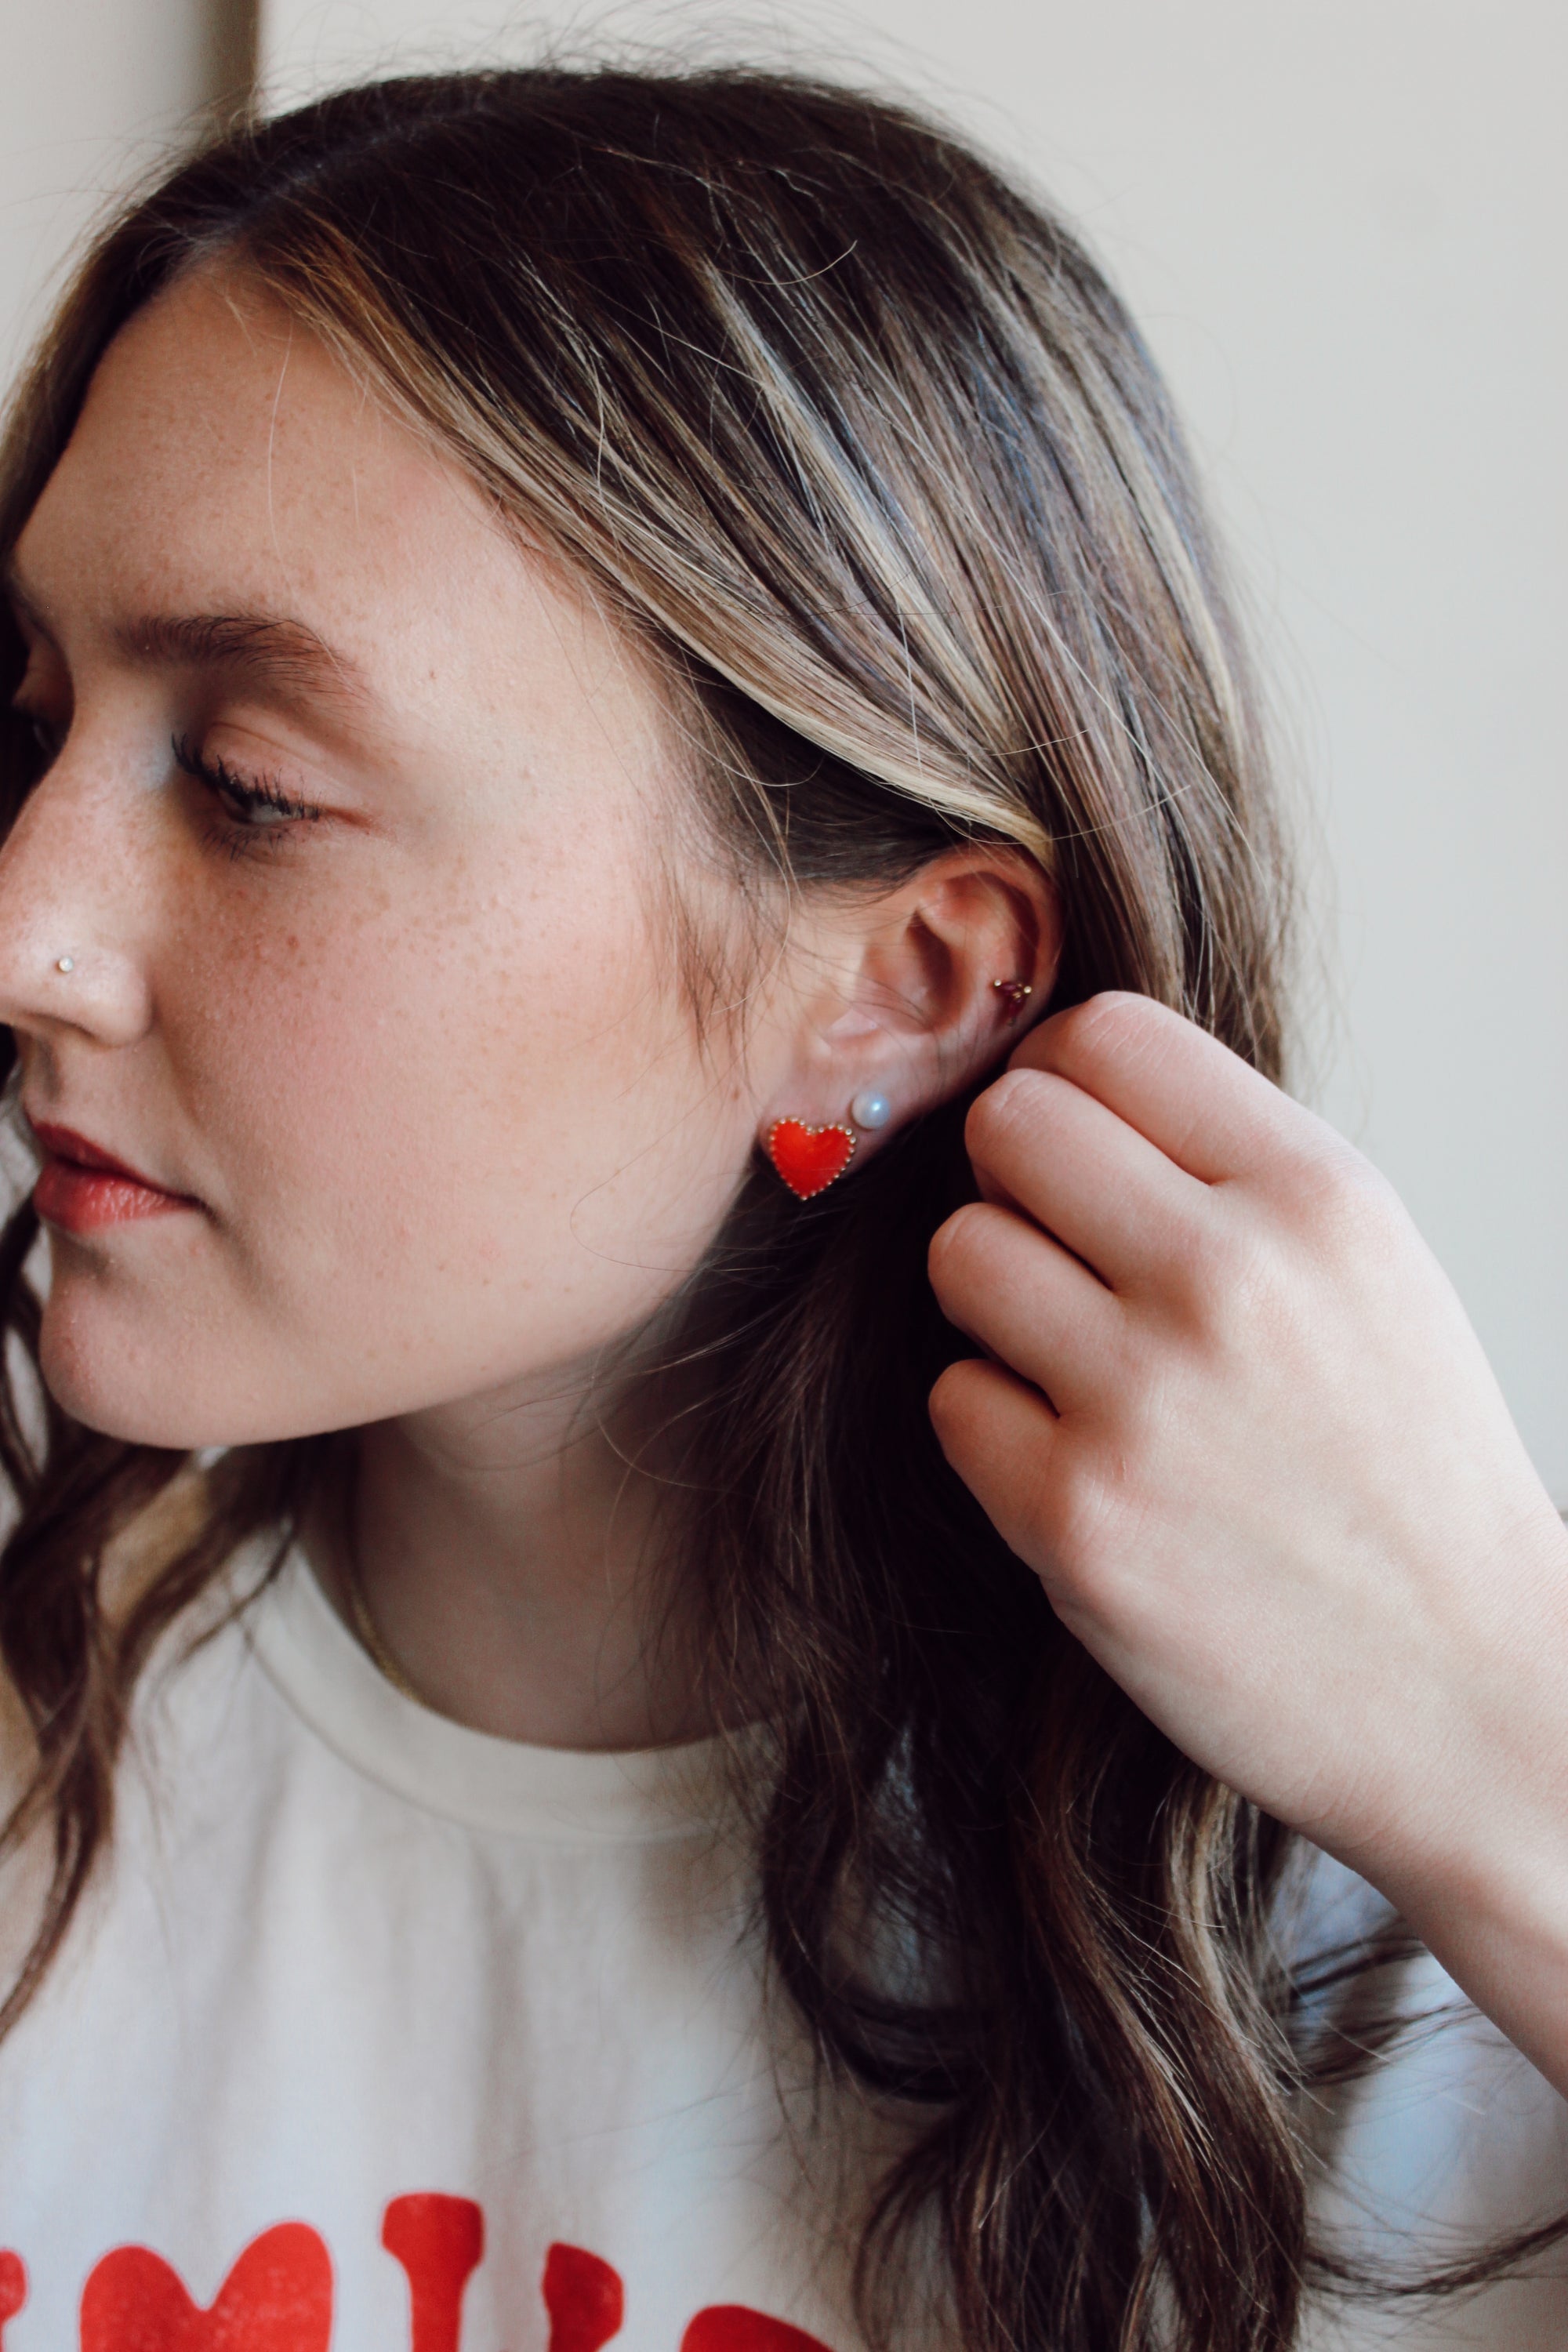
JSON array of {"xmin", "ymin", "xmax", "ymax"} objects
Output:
[
  {"xmin": 850, "ymin": 1091, "xmax": 891, "ymax": 1131},
  {"xmin": 54, "ymin": 956, "xmax": 74, "ymax": 975}
]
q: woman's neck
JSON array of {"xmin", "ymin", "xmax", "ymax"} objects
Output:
[{"xmin": 310, "ymin": 1380, "xmax": 714, "ymax": 1750}]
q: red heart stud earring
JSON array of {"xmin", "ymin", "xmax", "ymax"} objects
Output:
[
  {"xmin": 765, "ymin": 1119, "xmax": 858, "ymax": 1200},
  {"xmin": 993, "ymin": 978, "xmax": 1033, "ymax": 1018}
]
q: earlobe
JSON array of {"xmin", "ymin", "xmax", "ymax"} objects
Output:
[
  {"xmin": 764, "ymin": 1082, "xmax": 909, "ymax": 1200},
  {"xmin": 756, "ymin": 851, "xmax": 1059, "ymax": 1200},
  {"xmin": 760, "ymin": 978, "xmax": 1040, "ymax": 1200}
]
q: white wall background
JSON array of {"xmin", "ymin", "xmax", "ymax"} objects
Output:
[
  {"xmin": 0, "ymin": 0, "xmax": 250, "ymax": 387},
  {"xmin": 4, "ymin": 2, "xmax": 1566, "ymax": 1491}
]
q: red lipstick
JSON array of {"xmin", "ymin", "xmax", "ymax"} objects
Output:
[{"xmin": 27, "ymin": 1121, "xmax": 198, "ymax": 1236}]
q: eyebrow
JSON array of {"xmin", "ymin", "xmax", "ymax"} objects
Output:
[
  {"xmin": 113, "ymin": 612, "xmax": 370, "ymax": 708},
  {"xmin": 2, "ymin": 569, "xmax": 369, "ymax": 710}
]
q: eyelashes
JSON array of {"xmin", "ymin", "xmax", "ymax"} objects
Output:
[
  {"xmin": 172, "ymin": 733, "xmax": 323, "ymax": 856},
  {"xmin": 1, "ymin": 706, "xmax": 327, "ymax": 860}
]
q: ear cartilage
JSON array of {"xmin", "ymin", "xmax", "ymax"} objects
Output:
[
  {"xmin": 765, "ymin": 1119, "xmax": 858, "ymax": 1200},
  {"xmin": 849, "ymin": 1091, "xmax": 891, "ymax": 1131},
  {"xmin": 993, "ymin": 978, "xmax": 1033, "ymax": 1018}
]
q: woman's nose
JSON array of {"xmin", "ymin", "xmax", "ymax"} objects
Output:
[{"xmin": 0, "ymin": 760, "xmax": 154, "ymax": 1052}]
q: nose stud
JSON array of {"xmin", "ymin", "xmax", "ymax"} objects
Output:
[{"xmin": 54, "ymin": 956, "xmax": 74, "ymax": 975}]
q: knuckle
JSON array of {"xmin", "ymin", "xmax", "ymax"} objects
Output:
[
  {"xmin": 927, "ymin": 1200, "xmax": 997, "ymax": 1291},
  {"xmin": 1327, "ymin": 1147, "xmax": 1401, "ymax": 1230},
  {"xmin": 927, "ymin": 1356, "xmax": 979, "ymax": 1436},
  {"xmin": 1043, "ymin": 989, "xmax": 1158, "ymax": 1073},
  {"xmin": 964, "ymin": 1066, "xmax": 1048, "ymax": 1163},
  {"xmin": 1146, "ymin": 1189, "xmax": 1216, "ymax": 1285},
  {"xmin": 1277, "ymin": 1127, "xmax": 1403, "ymax": 1247},
  {"xmin": 927, "ymin": 1362, "xmax": 1022, "ymax": 1494},
  {"xmin": 1040, "ymin": 1468, "xmax": 1124, "ymax": 1599}
]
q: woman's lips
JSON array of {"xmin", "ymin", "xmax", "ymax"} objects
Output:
[{"xmin": 27, "ymin": 1120, "xmax": 198, "ymax": 1236}]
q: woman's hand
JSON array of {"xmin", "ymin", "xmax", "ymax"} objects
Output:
[{"xmin": 928, "ymin": 992, "xmax": 1568, "ymax": 2089}]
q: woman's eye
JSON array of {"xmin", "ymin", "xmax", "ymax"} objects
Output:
[
  {"xmin": 172, "ymin": 733, "xmax": 323, "ymax": 848},
  {"xmin": 225, "ymin": 788, "xmax": 293, "ymax": 829}
]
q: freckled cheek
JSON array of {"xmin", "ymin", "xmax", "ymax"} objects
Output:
[{"xmin": 165, "ymin": 875, "xmax": 716, "ymax": 1270}]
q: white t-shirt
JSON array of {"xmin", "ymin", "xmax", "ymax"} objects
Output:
[{"xmin": 0, "ymin": 1541, "xmax": 1563, "ymax": 2350}]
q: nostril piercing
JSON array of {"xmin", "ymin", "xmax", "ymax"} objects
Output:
[{"xmin": 54, "ymin": 956, "xmax": 74, "ymax": 975}]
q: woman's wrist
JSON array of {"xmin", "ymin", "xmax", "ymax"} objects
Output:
[{"xmin": 1345, "ymin": 1509, "xmax": 1568, "ymax": 2092}]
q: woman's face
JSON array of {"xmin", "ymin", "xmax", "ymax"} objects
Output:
[{"xmin": 0, "ymin": 269, "xmax": 769, "ymax": 1446}]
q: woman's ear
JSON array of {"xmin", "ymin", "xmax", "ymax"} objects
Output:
[{"xmin": 755, "ymin": 847, "xmax": 1060, "ymax": 1192}]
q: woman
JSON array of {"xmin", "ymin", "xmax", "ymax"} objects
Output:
[{"xmin": 0, "ymin": 64, "xmax": 1563, "ymax": 2352}]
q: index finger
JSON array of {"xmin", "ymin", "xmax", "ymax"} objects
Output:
[{"xmin": 1012, "ymin": 993, "xmax": 1297, "ymax": 1185}]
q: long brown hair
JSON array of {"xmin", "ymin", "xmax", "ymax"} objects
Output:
[{"xmin": 0, "ymin": 65, "xmax": 1519, "ymax": 2352}]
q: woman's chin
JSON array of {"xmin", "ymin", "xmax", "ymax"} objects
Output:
[
  {"xmin": 36, "ymin": 1292, "xmax": 261, "ymax": 1452},
  {"xmin": 38, "ymin": 1331, "xmax": 203, "ymax": 1449}
]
